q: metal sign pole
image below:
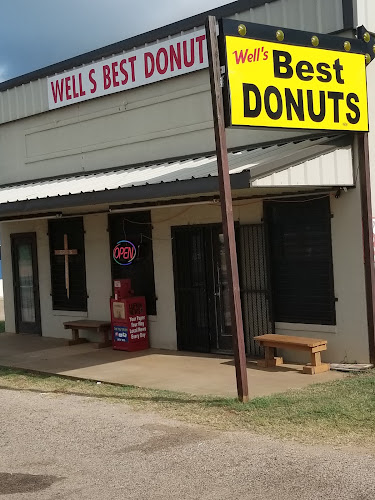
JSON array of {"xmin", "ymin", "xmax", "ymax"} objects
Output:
[
  {"xmin": 205, "ymin": 15, "xmax": 249, "ymax": 402},
  {"xmin": 358, "ymin": 132, "xmax": 375, "ymax": 363}
]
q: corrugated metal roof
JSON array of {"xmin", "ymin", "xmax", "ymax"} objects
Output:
[{"xmin": 0, "ymin": 136, "xmax": 353, "ymax": 207}]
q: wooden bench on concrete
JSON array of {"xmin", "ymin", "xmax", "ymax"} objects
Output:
[
  {"xmin": 63, "ymin": 320, "xmax": 112, "ymax": 349},
  {"xmin": 254, "ymin": 334, "xmax": 330, "ymax": 374}
]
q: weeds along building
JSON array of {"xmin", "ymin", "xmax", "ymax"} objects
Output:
[{"xmin": 0, "ymin": 0, "xmax": 374, "ymax": 364}]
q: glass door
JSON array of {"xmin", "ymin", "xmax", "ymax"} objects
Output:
[{"xmin": 11, "ymin": 233, "xmax": 41, "ymax": 334}]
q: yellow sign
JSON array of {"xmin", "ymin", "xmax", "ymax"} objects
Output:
[{"xmin": 225, "ymin": 36, "xmax": 368, "ymax": 131}]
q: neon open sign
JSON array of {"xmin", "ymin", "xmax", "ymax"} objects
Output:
[{"xmin": 113, "ymin": 240, "xmax": 137, "ymax": 266}]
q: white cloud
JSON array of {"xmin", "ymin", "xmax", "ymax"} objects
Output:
[{"xmin": 0, "ymin": 65, "xmax": 9, "ymax": 83}]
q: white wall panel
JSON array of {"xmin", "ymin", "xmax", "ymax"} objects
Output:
[
  {"xmin": 354, "ymin": 0, "xmax": 375, "ymax": 34},
  {"xmin": 229, "ymin": 0, "xmax": 343, "ymax": 34},
  {"xmin": 252, "ymin": 148, "xmax": 354, "ymax": 187}
]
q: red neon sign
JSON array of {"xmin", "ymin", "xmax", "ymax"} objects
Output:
[{"xmin": 113, "ymin": 240, "xmax": 137, "ymax": 266}]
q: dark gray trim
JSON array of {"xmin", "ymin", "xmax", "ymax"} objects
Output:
[
  {"xmin": 0, "ymin": 0, "xmax": 279, "ymax": 92},
  {"xmin": 0, "ymin": 211, "xmax": 62, "ymax": 223},
  {"xmin": 0, "ymin": 188, "xmax": 335, "ymax": 221},
  {"xmin": 342, "ymin": 0, "xmax": 354, "ymax": 30},
  {"xmin": 0, "ymin": 172, "xmax": 250, "ymax": 217}
]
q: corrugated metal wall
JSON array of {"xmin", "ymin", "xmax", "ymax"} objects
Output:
[
  {"xmin": 0, "ymin": 0, "xmax": 345, "ymax": 126},
  {"xmin": 354, "ymin": 0, "xmax": 375, "ymax": 34},
  {"xmin": 252, "ymin": 147, "xmax": 354, "ymax": 187},
  {"xmin": 0, "ymin": 80, "xmax": 49, "ymax": 123},
  {"xmin": 229, "ymin": 0, "xmax": 344, "ymax": 33}
]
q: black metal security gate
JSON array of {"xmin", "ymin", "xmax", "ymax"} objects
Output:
[
  {"xmin": 172, "ymin": 223, "xmax": 273, "ymax": 356},
  {"xmin": 237, "ymin": 224, "xmax": 274, "ymax": 356},
  {"xmin": 172, "ymin": 226, "xmax": 212, "ymax": 353}
]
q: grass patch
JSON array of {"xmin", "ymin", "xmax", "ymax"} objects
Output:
[{"xmin": 0, "ymin": 366, "xmax": 374, "ymax": 447}]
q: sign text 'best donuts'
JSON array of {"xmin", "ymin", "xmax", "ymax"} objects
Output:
[{"xmin": 225, "ymin": 36, "xmax": 368, "ymax": 131}]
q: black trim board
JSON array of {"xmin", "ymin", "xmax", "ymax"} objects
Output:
[
  {"xmin": 0, "ymin": 0, "xmax": 279, "ymax": 92},
  {"xmin": 221, "ymin": 16, "xmax": 368, "ymax": 56},
  {"xmin": 0, "ymin": 172, "xmax": 250, "ymax": 217}
]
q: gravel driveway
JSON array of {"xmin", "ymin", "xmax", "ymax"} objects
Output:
[{"xmin": 0, "ymin": 388, "xmax": 374, "ymax": 499}]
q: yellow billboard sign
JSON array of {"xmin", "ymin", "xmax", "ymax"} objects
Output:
[{"xmin": 225, "ymin": 36, "xmax": 368, "ymax": 131}]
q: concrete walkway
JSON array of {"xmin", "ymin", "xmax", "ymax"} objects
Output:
[{"xmin": 0, "ymin": 333, "xmax": 345, "ymax": 398}]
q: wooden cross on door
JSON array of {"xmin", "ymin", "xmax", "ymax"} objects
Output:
[{"xmin": 54, "ymin": 234, "xmax": 78, "ymax": 298}]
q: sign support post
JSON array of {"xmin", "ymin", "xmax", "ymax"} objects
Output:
[
  {"xmin": 358, "ymin": 132, "xmax": 375, "ymax": 363},
  {"xmin": 205, "ymin": 15, "xmax": 249, "ymax": 403}
]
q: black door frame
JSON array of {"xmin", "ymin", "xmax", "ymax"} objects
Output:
[
  {"xmin": 11, "ymin": 232, "xmax": 42, "ymax": 335},
  {"xmin": 210, "ymin": 224, "xmax": 235, "ymax": 353}
]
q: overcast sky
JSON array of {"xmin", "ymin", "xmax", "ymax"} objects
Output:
[{"xmin": 0, "ymin": 0, "xmax": 231, "ymax": 83}]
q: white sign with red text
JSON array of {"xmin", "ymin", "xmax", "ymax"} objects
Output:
[{"xmin": 47, "ymin": 29, "xmax": 207, "ymax": 109}]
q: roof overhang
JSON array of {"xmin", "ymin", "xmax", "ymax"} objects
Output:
[{"xmin": 0, "ymin": 134, "xmax": 354, "ymax": 218}]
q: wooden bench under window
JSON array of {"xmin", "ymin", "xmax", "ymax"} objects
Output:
[
  {"xmin": 63, "ymin": 320, "xmax": 112, "ymax": 349},
  {"xmin": 254, "ymin": 334, "xmax": 330, "ymax": 374}
]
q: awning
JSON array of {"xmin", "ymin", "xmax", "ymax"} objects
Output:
[{"xmin": 0, "ymin": 135, "xmax": 353, "ymax": 216}]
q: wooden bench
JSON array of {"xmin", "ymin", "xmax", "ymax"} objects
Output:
[
  {"xmin": 254, "ymin": 334, "xmax": 330, "ymax": 374},
  {"xmin": 63, "ymin": 320, "xmax": 112, "ymax": 349}
]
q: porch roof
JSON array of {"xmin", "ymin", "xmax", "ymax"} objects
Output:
[{"xmin": 0, "ymin": 134, "xmax": 353, "ymax": 216}]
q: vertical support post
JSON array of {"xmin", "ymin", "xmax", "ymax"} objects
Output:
[
  {"xmin": 205, "ymin": 16, "xmax": 249, "ymax": 402},
  {"xmin": 358, "ymin": 132, "xmax": 375, "ymax": 364}
]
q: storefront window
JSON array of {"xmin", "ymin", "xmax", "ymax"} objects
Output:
[{"xmin": 109, "ymin": 211, "xmax": 156, "ymax": 315}]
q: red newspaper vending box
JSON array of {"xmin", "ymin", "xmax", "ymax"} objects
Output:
[
  {"xmin": 113, "ymin": 279, "xmax": 133, "ymax": 300},
  {"xmin": 110, "ymin": 296, "xmax": 149, "ymax": 351}
]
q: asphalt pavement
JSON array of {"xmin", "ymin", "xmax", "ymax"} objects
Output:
[{"xmin": 0, "ymin": 388, "xmax": 374, "ymax": 499}]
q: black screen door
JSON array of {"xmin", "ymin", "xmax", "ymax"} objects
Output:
[
  {"xmin": 11, "ymin": 233, "xmax": 41, "ymax": 335},
  {"xmin": 237, "ymin": 224, "xmax": 273, "ymax": 356},
  {"xmin": 172, "ymin": 223, "xmax": 273, "ymax": 355},
  {"xmin": 172, "ymin": 225, "xmax": 232, "ymax": 353}
]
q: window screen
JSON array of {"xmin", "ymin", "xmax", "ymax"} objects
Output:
[
  {"xmin": 49, "ymin": 217, "xmax": 87, "ymax": 311},
  {"xmin": 265, "ymin": 197, "xmax": 336, "ymax": 325}
]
